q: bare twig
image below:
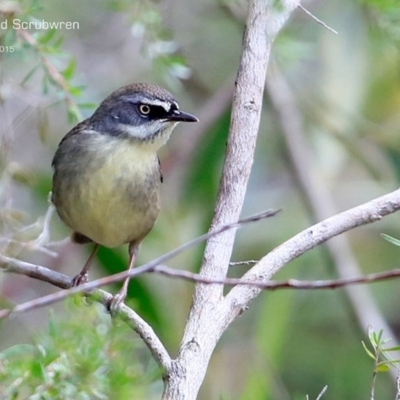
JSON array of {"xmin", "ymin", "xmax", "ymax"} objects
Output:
[
  {"xmin": 5, "ymin": 254, "xmax": 400, "ymax": 321},
  {"xmin": 316, "ymin": 385, "xmax": 328, "ymax": 400},
  {"xmin": 0, "ymin": 210, "xmax": 279, "ymax": 369},
  {"xmin": 298, "ymin": 4, "xmax": 338, "ymax": 34},
  {"xmin": 2, "ymin": 163, "xmax": 400, "ymax": 399},
  {"xmin": 0, "ymin": 210, "xmax": 279, "ymax": 314},
  {"xmin": 0, "ymin": 254, "xmax": 71, "ymax": 290},
  {"xmin": 154, "ymin": 265, "xmax": 400, "ymax": 290},
  {"xmin": 223, "ymin": 188, "xmax": 400, "ymax": 304},
  {"xmin": 229, "ymin": 260, "xmax": 259, "ymax": 266}
]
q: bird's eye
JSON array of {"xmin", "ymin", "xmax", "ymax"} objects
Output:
[{"xmin": 139, "ymin": 104, "xmax": 151, "ymax": 116}]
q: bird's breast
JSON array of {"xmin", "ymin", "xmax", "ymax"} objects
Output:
[{"xmin": 52, "ymin": 134, "xmax": 162, "ymax": 248}]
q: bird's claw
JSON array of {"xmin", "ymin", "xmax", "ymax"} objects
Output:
[
  {"xmin": 71, "ymin": 272, "xmax": 89, "ymax": 287},
  {"xmin": 107, "ymin": 292, "xmax": 126, "ymax": 317}
]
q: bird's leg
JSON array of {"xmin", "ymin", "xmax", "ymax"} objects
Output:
[
  {"xmin": 108, "ymin": 242, "xmax": 139, "ymax": 315},
  {"xmin": 71, "ymin": 243, "xmax": 100, "ymax": 287}
]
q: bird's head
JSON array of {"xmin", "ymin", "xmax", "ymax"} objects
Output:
[{"xmin": 89, "ymin": 83, "xmax": 198, "ymax": 146}]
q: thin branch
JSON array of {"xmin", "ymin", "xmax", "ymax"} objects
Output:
[
  {"xmin": 298, "ymin": 4, "xmax": 338, "ymax": 34},
  {"xmin": 0, "ymin": 210, "xmax": 279, "ymax": 313},
  {"xmin": 2, "ymin": 155, "xmax": 399, "ymax": 400},
  {"xmin": 150, "ymin": 265, "xmax": 400, "ymax": 290},
  {"xmin": 316, "ymin": 385, "xmax": 328, "ymax": 400},
  {"xmin": 3, "ymin": 160, "xmax": 398, "ymax": 396},
  {"xmin": 6, "ymin": 262, "xmax": 400, "ymax": 381},
  {"xmin": 225, "ymin": 188, "xmax": 400, "ymax": 306},
  {"xmin": 229, "ymin": 260, "xmax": 258, "ymax": 266},
  {"xmin": 113, "ymin": 299, "xmax": 172, "ymax": 371},
  {"xmin": 0, "ymin": 255, "xmax": 71, "ymax": 289},
  {"xmin": 0, "ymin": 281, "xmax": 171, "ymax": 370},
  {"xmin": 0, "ymin": 210, "xmax": 278, "ymax": 370},
  {"xmin": 5, "ymin": 255, "xmax": 400, "ymax": 320}
]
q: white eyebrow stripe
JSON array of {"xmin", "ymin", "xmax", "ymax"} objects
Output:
[{"xmin": 141, "ymin": 99, "xmax": 172, "ymax": 112}]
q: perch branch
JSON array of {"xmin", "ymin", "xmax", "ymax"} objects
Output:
[
  {"xmin": 0, "ymin": 254, "xmax": 171, "ymax": 370},
  {"xmin": 226, "ymin": 188, "xmax": 400, "ymax": 307}
]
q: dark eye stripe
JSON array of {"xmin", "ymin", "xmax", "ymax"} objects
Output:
[{"xmin": 138, "ymin": 104, "xmax": 170, "ymax": 119}]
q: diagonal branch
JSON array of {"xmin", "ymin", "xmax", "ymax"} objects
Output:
[
  {"xmin": 226, "ymin": 188, "xmax": 400, "ymax": 306},
  {"xmin": 4, "ymin": 255, "xmax": 400, "ymax": 319},
  {"xmin": 2, "ymin": 188, "xmax": 400, "ymax": 387},
  {"xmin": 0, "ymin": 209, "xmax": 279, "ymax": 369},
  {"xmin": 153, "ymin": 264, "xmax": 400, "ymax": 290},
  {"xmin": 0, "ymin": 210, "xmax": 279, "ymax": 315},
  {"xmin": 298, "ymin": 4, "xmax": 338, "ymax": 34},
  {"xmin": 0, "ymin": 254, "xmax": 171, "ymax": 370}
]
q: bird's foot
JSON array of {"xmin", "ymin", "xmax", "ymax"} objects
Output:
[
  {"xmin": 107, "ymin": 291, "xmax": 127, "ymax": 317},
  {"xmin": 71, "ymin": 272, "xmax": 89, "ymax": 287}
]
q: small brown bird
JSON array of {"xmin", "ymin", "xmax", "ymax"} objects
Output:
[{"xmin": 51, "ymin": 83, "xmax": 198, "ymax": 312}]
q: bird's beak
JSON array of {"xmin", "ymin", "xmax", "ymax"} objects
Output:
[{"xmin": 168, "ymin": 109, "xmax": 199, "ymax": 123}]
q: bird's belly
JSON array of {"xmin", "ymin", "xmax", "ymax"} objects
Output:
[{"xmin": 54, "ymin": 147, "xmax": 161, "ymax": 248}]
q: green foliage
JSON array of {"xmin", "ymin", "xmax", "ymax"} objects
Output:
[
  {"xmin": 0, "ymin": 301, "xmax": 158, "ymax": 399},
  {"xmin": 362, "ymin": 328, "xmax": 400, "ymax": 370},
  {"xmin": 381, "ymin": 233, "xmax": 400, "ymax": 247},
  {"xmin": 107, "ymin": 0, "xmax": 191, "ymax": 89},
  {"xmin": 0, "ymin": 0, "xmax": 85, "ymax": 123},
  {"xmin": 355, "ymin": 0, "xmax": 400, "ymax": 53},
  {"xmin": 362, "ymin": 327, "xmax": 400, "ymax": 399}
]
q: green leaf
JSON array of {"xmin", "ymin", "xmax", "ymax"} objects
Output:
[
  {"xmin": 361, "ymin": 341, "xmax": 376, "ymax": 360},
  {"xmin": 376, "ymin": 363, "xmax": 390, "ymax": 372},
  {"xmin": 61, "ymin": 58, "xmax": 76, "ymax": 80},
  {"xmin": 382, "ymin": 345, "xmax": 400, "ymax": 352},
  {"xmin": 20, "ymin": 64, "xmax": 40, "ymax": 85},
  {"xmin": 42, "ymin": 74, "xmax": 49, "ymax": 94},
  {"xmin": 367, "ymin": 327, "xmax": 378, "ymax": 349},
  {"xmin": 381, "ymin": 233, "xmax": 400, "ymax": 247},
  {"xmin": 68, "ymin": 85, "xmax": 84, "ymax": 97},
  {"xmin": 67, "ymin": 104, "xmax": 82, "ymax": 124},
  {"xmin": 382, "ymin": 359, "xmax": 400, "ymax": 366},
  {"xmin": 4, "ymin": 29, "xmax": 17, "ymax": 48},
  {"xmin": 53, "ymin": 35, "xmax": 64, "ymax": 49},
  {"xmin": 376, "ymin": 329, "xmax": 384, "ymax": 344},
  {"xmin": 37, "ymin": 29, "xmax": 57, "ymax": 45},
  {"xmin": 0, "ymin": 344, "xmax": 35, "ymax": 360},
  {"xmin": 77, "ymin": 102, "xmax": 98, "ymax": 109}
]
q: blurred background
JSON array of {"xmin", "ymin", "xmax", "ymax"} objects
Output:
[{"xmin": 1, "ymin": 0, "xmax": 400, "ymax": 398}]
